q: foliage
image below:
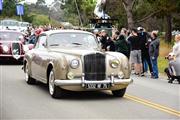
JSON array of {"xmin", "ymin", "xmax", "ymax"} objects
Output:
[
  {"xmin": 31, "ymin": 14, "xmax": 49, "ymax": 26},
  {"xmin": 0, "ymin": 0, "xmax": 16, "ymax": 17},
  {"xmin": 62, "ymin": 0, "xmax": 96, "ymax": 26}
]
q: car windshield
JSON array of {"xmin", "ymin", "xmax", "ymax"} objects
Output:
[
  {"xmin": 0, "ymin": 32, "xmax": 23, "ymax": 41},
  {"xmin": 2, "ymin": 20, "xmax": 19, "ymax": 26},
  {"xmin": 48, "ymin": 33, "xmax": 98, "ymax": 48},
  {"xmin": 20, "ymin": 22, "xmax": 29, "ymax": 27}
]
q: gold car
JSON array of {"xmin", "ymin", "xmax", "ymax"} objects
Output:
[{"xmin": 24, "ymin": 30, "xmax": 133, "ymax": 98}]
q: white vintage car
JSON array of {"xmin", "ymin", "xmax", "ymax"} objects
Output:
[{"xmin": 24, "ymin": 30, "xmax": 133, "ymax": 98}]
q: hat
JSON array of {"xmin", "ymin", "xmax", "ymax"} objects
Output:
[{"xmin": 137, "ymin": 27, "xmax": 143, "ymax": 31}]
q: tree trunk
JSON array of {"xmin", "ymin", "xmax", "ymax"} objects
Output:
[
  {"xmin": 122, "ymin": 0, "xmax": 135, "ymax": 29},
  {"xmin": 126, "ymin": 5, "xmax": 134, "ymax": 29},
  {"xmin": 165, "ymin": 14, "xmax": 172, "ymax": 43}
]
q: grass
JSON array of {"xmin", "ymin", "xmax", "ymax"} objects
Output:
[
  {"xmin": 158, "ymin": 39, "xmax": 172, "ymax": 74},
  {"xmin": 158, "ymin": 57, "xmax": 168, "ymax": 74}
]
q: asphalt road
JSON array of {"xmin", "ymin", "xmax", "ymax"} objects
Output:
[{"xmin": 0, "ymin": 64, "xmax": 179, "ymax": 120}]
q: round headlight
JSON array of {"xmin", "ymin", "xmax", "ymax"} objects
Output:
[
  {"xmin": 110, "ymin": 59, "xmax": 119, "ymax": 68},
  {"xmin": 3, "ymin": 45, "xmax": 9, "ymax": 52},
  {"xmin": 70, "ymin": 59, "xmax": 79, "ymax": 69}
]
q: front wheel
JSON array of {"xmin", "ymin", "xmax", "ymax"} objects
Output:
[
  {"xmin": 112, "ymin": 88, "xmax": 126, "ymax": 97},
  {"xmin": 48, "ymin": 70, "xmax": 63, "ymax": 98},
  {"xmin": 25, "ymin": 63, "xmax": 36, "ymax": 84}
]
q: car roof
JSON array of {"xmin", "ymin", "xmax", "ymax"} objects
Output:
[{"xmin": 41, "ymin": 30, "xmax": 94, "ymax": 36}]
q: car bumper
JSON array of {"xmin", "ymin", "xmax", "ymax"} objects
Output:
[
  {"xmin": 0, "ymin": 55, "xmax": 24, "ymax": 60},
  {"xmin": 54, "ymin": 75, "xmax": 133, "ymax": 91}
]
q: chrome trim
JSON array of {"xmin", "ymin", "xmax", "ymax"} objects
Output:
[{"xmin": 54, "ymin": 77, "xmax": 133, "ymax": 87}]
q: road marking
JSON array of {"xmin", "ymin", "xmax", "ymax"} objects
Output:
[{"xmin": 124, "ymin": 94, "xmax": 180, "ymax": 117}]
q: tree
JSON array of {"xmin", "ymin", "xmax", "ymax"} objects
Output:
[
  {"xmin": 1, "ymin": 0, "xmax": 16, "ymax": 17},
  {"xmin": 147, "ymin": 0, "xmax": 179, "ymax": 43},
  {"xmin": 121, "ymin": 0, "xmax": 137, "ymax": 29}
]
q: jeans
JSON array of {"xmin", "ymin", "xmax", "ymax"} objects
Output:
[{"xmin": 151, "ymin": 57, "xmax": 159, "ymax": 78}]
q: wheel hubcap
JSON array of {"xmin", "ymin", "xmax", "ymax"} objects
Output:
[{"xmin": 49, "ymin": 71, "xmax": 55, "ymax": 95}]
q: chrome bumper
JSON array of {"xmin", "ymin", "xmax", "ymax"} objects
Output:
[{"xmin": 54, "ymin": 78, "xmax": 133, "ymax": 87}]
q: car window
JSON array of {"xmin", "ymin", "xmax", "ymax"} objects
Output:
[
  {"xmin": 35, "ymin": 35, "xmax": 47, "ymax": 49},
  {"xmin": 48, "ymin": 33, "xmax": 98, "ymax": 48}
]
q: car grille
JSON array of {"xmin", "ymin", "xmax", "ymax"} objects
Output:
[
  {"xmin": 84, "ymin": 53, "xmax": 106, "ymax": 80},
  {"xmin": 11, "ymin": 43, "xmax": 21, "ymax": 55}
]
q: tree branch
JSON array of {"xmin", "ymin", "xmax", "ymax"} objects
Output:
[
  {"xmin": 122, "ymin": 0, "xmax": 128, "ymax": 6},
  {"xmin": 135, "ymin": 10, "xmax": 161, "ymax": 23},
  {"xmin": 121, "ymin": 0, "xmax": 127, "ymax": 10},
  {"xmin": 131, "ymin": 0, "xmax": 137, "ymax": 9}
]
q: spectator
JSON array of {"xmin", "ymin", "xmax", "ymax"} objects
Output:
[
  {"xmin": 99, "ymin": 30, "xmax": 108, "ymax": 50},
  {"xmin": 128, "ymin": 28, "xmax": 143, "ymax": 76},
  {"xmin": 149, "ymin": 31, "xmax": 160, "ymax": 79},
  {"xmin": 100, "ymin": 30, "xmax": 115, "ymax": 51},
  {"xmin": 93, "ymin": 29, "xmax": 101, "ymax": 44},
  {"xmin": 167, "ymin": 34, "xmax": 180, "ymax": 83},
  {"xmin": 114, "ymin": 30, "xmax": 130, "ymax": 58},
  {"xmin": 137, "ymin": 27, "xmax": 153, "ymax": 76}
]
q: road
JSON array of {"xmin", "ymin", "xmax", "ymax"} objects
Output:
[{"xmin": 0, "ymin": 64, "xmax": 179, "ymax": 120}]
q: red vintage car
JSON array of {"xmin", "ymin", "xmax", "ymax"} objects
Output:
[{"xmin": 0, "ymin": 30, "xmax": 26, "ymax": 61}]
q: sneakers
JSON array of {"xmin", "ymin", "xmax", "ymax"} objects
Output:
[{"xmin": 151, "ymin": 76, "xmax": 159, "ymax": 79}]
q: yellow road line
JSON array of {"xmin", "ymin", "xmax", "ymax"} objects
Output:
[{"xmin": 124, "ymin": 94, "xmax": 180, "ymax": 117}]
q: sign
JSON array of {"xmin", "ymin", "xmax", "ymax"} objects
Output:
[
  {"xmin": 16, "ymin": 4, "xmax": 24, "ymax": 16},
  {"xmin": 0, "ymin": 0, "xmax": 3, "ymax": 11}
]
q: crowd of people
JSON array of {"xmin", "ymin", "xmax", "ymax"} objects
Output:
[
  {"xmin": 22, "ymin": 25, "xmax": 180, "ymax": 82},
  {"xmin": 22, "ymin": 25, "xmax": 64, "ymax": 45},
  {"xmin": 93, "ymin": 27, "xmax": 160, "ymax": 79}
]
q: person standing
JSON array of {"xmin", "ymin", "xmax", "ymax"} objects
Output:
[
  {"xmin": 149, "ymin": 31, "xmax": 160, "ymax": 79},
  {"xmin": 128, "ymin": 28, "xmax": 143, "ymax": 76},
  {"xmin": 137, "ymin": 27, "xmax": 153, "ymax": 76},
  {"xmin": 114, "ymin": 30, "xmax": 130, "ymax": 58},
  {"xmin": 100, "ymin": 30, "xmax": 115, "ymax": 51}
]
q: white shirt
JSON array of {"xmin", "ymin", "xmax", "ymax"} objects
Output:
[{"xmin": 172, "ymin": 41, "xmax": 180, "ymax": 58}]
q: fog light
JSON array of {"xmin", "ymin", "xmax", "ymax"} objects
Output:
[
  {"xmin": 67, "ymin": 72, "xmax": 74, "ymax": 80},
  {"xmin": 118, "ymin": 72, "xmax": 124, "ymax": 79}
]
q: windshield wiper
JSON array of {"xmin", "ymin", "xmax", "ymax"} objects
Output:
[
  {"xmin": 71, "ymin": 42, "xmax": 82, "ymax": 45},
  {"xmin": 50, "ymin": 44, "xmax": 60, "ymax": 46}
]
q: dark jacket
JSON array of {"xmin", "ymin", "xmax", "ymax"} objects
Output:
[
  {"xmin": 106, "ymin": 37, "xmax": 115, "ymax": 51},
  {"xmin": 149, "ymin": 38, "xmax": 160, "ymax": 57},
  {"xmin": 115, "ymin": 35, "xmax": 130, "ymax": 58}
]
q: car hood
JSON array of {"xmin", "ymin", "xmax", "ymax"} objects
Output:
[{"xmin": 49, "ymin": 47, "xmax": 103, "ymax": 57}]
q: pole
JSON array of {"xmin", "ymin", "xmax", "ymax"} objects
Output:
[
  {"xmin": 20, "ymin": 14, "xmax": 22, "ymax": 22},
  {"xmin": 74, "ymin": 0, "xmax": 83, "ymax": 27}
]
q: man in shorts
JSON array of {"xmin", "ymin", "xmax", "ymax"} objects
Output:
[{"xmin": 128, "ymin": 28, "xmax": 143, "ymax": 76}]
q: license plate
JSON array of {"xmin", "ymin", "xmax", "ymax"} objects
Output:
[{"xmin": 85, "ymin": 83, "xmax": 110, "ymax": 89}]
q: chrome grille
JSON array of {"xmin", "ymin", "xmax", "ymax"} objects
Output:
[
  {"xmin": 84, "ymin": 53, "xmax": 106, "ymax": 80},
  {"xmin": 11, "ymin": 43, "xmax": 21, "ymax": 55}
]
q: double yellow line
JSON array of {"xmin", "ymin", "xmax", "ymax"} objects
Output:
[{"xmin": 124, "ymin": 94, "xmax": 180, "ymax": 117}]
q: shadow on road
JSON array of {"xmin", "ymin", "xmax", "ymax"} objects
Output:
[{"xmin": 35, "ymin": 81, "xmax": 121, "ymax": 101}]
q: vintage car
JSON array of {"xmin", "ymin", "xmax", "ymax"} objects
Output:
[
  {"xmin": 23, "ymin": 30, "xmax": 133, "ymax": 98},
  {"xmin": 0, "ymin": 30, "xmax": 27, "ymax": 61}
]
